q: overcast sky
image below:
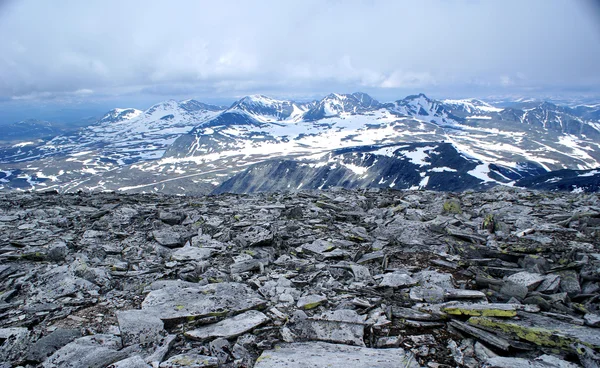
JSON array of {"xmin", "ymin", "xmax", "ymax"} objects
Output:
[{"xmin": 0, "ymin": 0, "xmax": 599, "ymax": 114}]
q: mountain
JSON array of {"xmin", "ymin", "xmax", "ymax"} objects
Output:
[
  {"xmin": 0, "ymin": 92, "xmax": 599, "ymax": 194},
  {"xmin": 213, "ymin": 142, "xmax": 547, "ymax": 194},
  {"xmin": 0, "ymin": 119, "xmax": 64, "ymax": 142},
  {"xmin": 303, "ymin": 92, "xmax": 380, "ymax": 121}
]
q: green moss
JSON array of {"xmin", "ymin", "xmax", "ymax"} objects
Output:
[
  {"xmin": 442, "ymin": 199, "xmax": 462, "ymax": 214},
  {"xmin": 256, "ymin": 354, "xmax": 271, "ymax": 363},
  {"xmin": 175, "ymin": 305, "xmax": 185, "ymax": 311},
  {"xmin": 208, "ymin": 310, "xmax": 229, "ymax": 317},
  {"xmin": 468, "ymin": 317, "xmax": 581, "ymax": 351},
  {"xmin": 443, "ymin": 307, "xmax": 516, "ymax": 317},
  {"xmin": 302, "ymin": 301, "xmax": 322, "ymax": 310},
  {"xmin": 482, "ymin": 214, "xmax": 496, "ymax": 232}
]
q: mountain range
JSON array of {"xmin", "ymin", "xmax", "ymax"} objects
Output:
[{"xmin": 1, "ymin": 92, "xmax": 599, "ymax": 194}]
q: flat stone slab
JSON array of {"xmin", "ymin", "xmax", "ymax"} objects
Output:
[
  {"xmin": 506, "ymin": 272, "xmax": 545, "ymax": 291},
  {"xmin": 42, "ymin": 334, "xmax": 127, "ymax": 368},
  {"xmin": 159, "ymin": 353, "xmax": 218, "ymax": 367},
  {"xmin": 171, "ymin": 246, "xmax": 215, "ymax": 262},
  {"xmin": 142, "ymin": 282, "xmax": 265, "ymax": 320},
  {"xmin": 184, "ymin": 310, "xmax": 269, "ymax": 341},
  {"xmin": 296, "ymin": 294, "xmax": 327, "ymax": 309},
  {"xmin": 116, "ymin": 309, "xmax": 165, "ymax": 346},
  {"xmin": 443, "ymin": 303, "xmax": 539, "ymax": 317},
  {"xmin": 468, "ymin": 312, "xmax": 600, "ymax": 352},
  {"xmin": 108, "ymin": 356, "xmax": 150, "ymax": 368},
  {"xmin": 485, "ymin": 355, "xmax": 580, "ymax": 368},
  {"xmin": 378, "ymin": 272, "xmax": 416, "ymax": 288},
  {"xmin": 254, "ymin": 341, "xmax": 420, "ymax": 368},
  {"xmin": 301, "ymin": 309, "xmax": 366, "ymax": 346}
]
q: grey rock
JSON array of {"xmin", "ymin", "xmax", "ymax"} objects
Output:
[
  {"xmin": 500, "ymin": 281, "xmax": 529, "ymax": 300},
  {"xmin": 116, "ymin": 310, "xmax": 165, "ymax": 347},
  {"xmin": 484, "ymin": 355, "xmax": 579, "ymax": 368},
  {"xmin": 414, "ymin": 270, "xmax": 455, "ymax": 289},
  {"xmin": 445, "ymin": 289, "xmax": 487, "ymax": 300},
  {"xmin": 378, "ymin": 272, "xmax": 416, "ymax": 288},
  {"xmin": 506, "ymin": 271, "xmax": 545, "ymax": 291},
  {"xmin": 536, "ymin": 274, "xmax": 561, "ymax": 294},
  {"xmin": 42, "ymin": 334, "xmax": 127, "ymax": 368},
  {"xmin": 171, "ymin": 246, "xmax": 214, "ymax": 262},
  {"xmin": 254, "ymin": 341, "xmax": 420, "ymax": 368},
  {"xmin": 293, "ymin": 309, "xmax": 366, "ymax": 346},
  {"xmin": 296, "ymin": 294, "xmax": 327, "ymax": 309},
  {"xmin": 108, "ymin": 356, "xmax": 150, "ymax": 368},
  {"xmin": 0, "ymin": 328, "xmax": 29, "ymax": 364},
  {"xmin": 144, "ymin": 334, "xmax": 177, "ymax": 367},
  {"xmin": 584, "ymin": 313, "xmax": 600, "ymax": 327},
  {"xmin": 184, "ymin": 310, "xmax": 269, "ymax": 341},
  {"xmin": 152, "ymin": 229, "xmax": 185, "ymax": 248},
  {"xmin": 557, "ymin": 270, "xmax": 581, "ymax": 297},
  {"xmin": 158, "ymin": 354, "xmax": 219, "ymax": 368},
  {"xmin": 142, "ymin": 282, "xmax": 265, "ymax": 320},
  {"xmin": 27, "ymin": 328, "xmax": 82, "ymax": 363},
  {"xmin": 410, "ymin": 285, "xmax": 446, "ymax": 303},
  {"xmin": 209, "ymin": 338, "xmax": 230, "ymax": 364},
  {"xmin": 159, "ymin": 211, "xmax": 184, "ymax": 225}
]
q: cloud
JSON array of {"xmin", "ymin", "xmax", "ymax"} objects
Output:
[{"xmin": 0, "ymin": 0, "xmax": 598, "ymax": 102}]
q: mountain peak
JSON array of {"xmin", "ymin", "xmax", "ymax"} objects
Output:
[{"xmin": 98, "ymin": 108, "xmax": 142, "ymax": 124}]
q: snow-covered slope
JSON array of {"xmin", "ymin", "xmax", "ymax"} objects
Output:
[
  {"xmin": 213, "ymin": 142, "xmax": 548, "ymax": 194},
  {"xmin": 1, "ymin": 92, "xmax": 600, "ymax": 194}
]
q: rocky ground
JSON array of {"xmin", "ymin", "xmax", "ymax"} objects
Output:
[{"xmin": 0, "ymin": 188, "xmax": 599, "ymax": 368}]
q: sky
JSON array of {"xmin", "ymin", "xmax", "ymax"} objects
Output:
[{"xmin": 0, "ymin": 0, "xmax": 599, "ymax": 122}]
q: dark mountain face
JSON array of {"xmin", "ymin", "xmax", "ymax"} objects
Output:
[
  {"xmin": 213, "ymin": 142, "xmax": 547, "ymax": 194},
  {"xmin": 1, "ymin": 119, "xmax": 64, "ymax": 142},
  {"xmin": 514, "ymin": 168, "xmax": 600, "ymax": 192}
]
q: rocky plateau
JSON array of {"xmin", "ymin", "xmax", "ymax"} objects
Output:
[{"xmin": 0, "ymin": 187, "xmax": 599, "ymax": 367}]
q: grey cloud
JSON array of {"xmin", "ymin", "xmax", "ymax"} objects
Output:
[{"xmin": 0, "ymin": 0, "xmax": 599, "ymax": 102}]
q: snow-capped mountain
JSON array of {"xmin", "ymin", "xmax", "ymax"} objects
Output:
[{"xmin": 1, "ymin": 92, "xmax": 599, "ymax": 194}]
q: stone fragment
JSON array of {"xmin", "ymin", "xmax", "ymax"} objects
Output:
[
  {"xmin": 293, "ymin": 309, "xmax": 366, "ymax": 346},
  {"xmin": 116, "ymin": 310, "xmax": 165, "ymax": 347},
  {"xmin": 484, "ymin": 355, "xmax": 580, "ymax": 368},
  {"xmin": 557, "ymin": 270, "xmax": 581, "ymax": 297},
  {"xmin": 449, "ymin": 320, "xmax": 511, "ymax": 351},
  {"xmin": 152, "ymin": 229, "xmax": 184, "ymax": 248},
  {"xmin": 171, "ymin": 246, "xmax": 214, "ymax": 262},
  {"xmin": 26, "ymin": 329, "xmax": 82, "ymax": 363},
  {"xmin": 583, "ymin": 313, "xmax": 600, "ymax": 327},
  {"xmin": 42, "ymin": 335, "xmax": 127, "ymax": 368},
  {"xmin": 159, "ymin": 211, "xmax": 183, "ymax": 225},
  {"xmin": 391, "ymin": 307, "xmax": 439, "ymax": 321},
  {"xmin": 409, "ymin": 285, "xmax": 445, "ymax": 303},
  {"xmin": 500, "ymin": 281, "xmax": 529, "ymax": 300},
  {"xmin": 0, "ymin": 328, "xmax": 29, "ymax": 363},
  {"xmin": 536, "ymin": 274, "xmax": 561, "ymax": 294},
  {"xmin": 158, "ymin": 354, "xmax": 218, "ymax": 368},
  {"xmin": 378, "ymin": 272, "xmax": 416, "ymax": 288},
  {"xmin": 506, "ymin": 272, "xmax": 545, "ymax": 291},
  {"xmin": 445, "ymin": 289, "xmax": 487, "ymax": 300},
  {"xmin": 185, "ymin": 310, "xmax": 269, "ymax": 341},
  {"xmin": 144, "ymin": 334, "xmax": 177, "ymax": 367},
  {"xmin": 108, "ymin": 356, "xmax": 150, "ymax": 368},
  {"xmin": 253, "ymin": 342, "xmax": 420, "ymax": 368},
  {"xmin": 142, "ymin": 282, "xmax": 265, "ymax": 321},
  {"xmin": 296, "ymin": 294, "xmax": 327, "ymax": 310}
]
